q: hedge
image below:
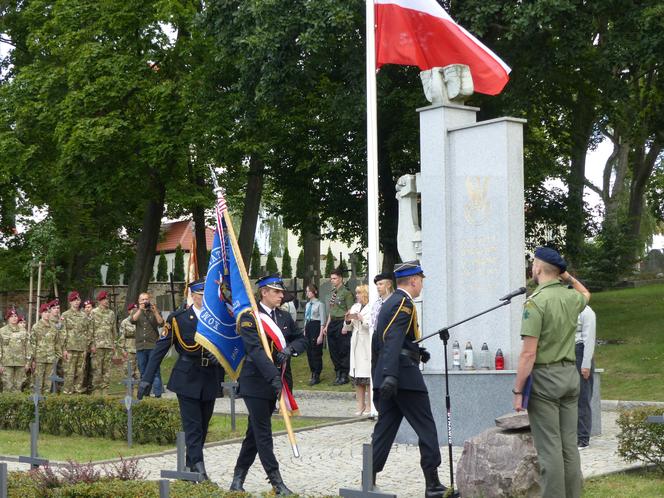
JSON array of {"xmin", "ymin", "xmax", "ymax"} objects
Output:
[
  {"xmin": 0, "ymin": 393, "xmax": 180, "ymax": 444},
  {"xmin": 617, "ymin": 405, "xmax": 664, "ymax": 473}
]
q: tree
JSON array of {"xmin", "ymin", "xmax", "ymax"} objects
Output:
[
  {"xmin": 106, "ymin": 260, "xmax": 120, "ymax": 286},
  {"xmin": 173, "ymin": 244, "xmax": 185, "ymax": 281},
  {"xmin": 266, "ymin": 251, "xmax": 278, "ymax": 274},
  {"xmin": 122, "ymin": 256, "xmax": 134, "ymax": 287},
  {"xmin": 296, "ymin": 249, "xmax": 305, "ymax": 278},
  {"xmin": 339, "ymin": 255, "xmax": 348, "ymax": 276},
  {"xmin": 156, "ymin": 251, "xmax": 168, "ymax": 282},
  {"xmin": 281, "ymin": 246, "xmax": 293, "ymax": 278},
  {"xmin": 324, "ymin": 247, "xmax": 335, "ymax": 278},
  {"xmin": 249, "ymin": 242, "xmax": 261, "ymax": 279}
]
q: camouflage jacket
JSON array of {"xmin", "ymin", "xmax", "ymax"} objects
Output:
[
  {"xmin": 61, "ymin": 308, "xmax": 92, "ymax": 351},
  {"xmin": 30, "ymin": 318, "xmax": 62, "ymax": 363},
  {"xmin": 92, "ymin": 307, "xmax": 117, "ymax": 349},
  {"xmin": 0, "ymin": 323, "xmax": 31, "ymax": 367},
  {"xmin": 119, "ymin": 317, "xmax": 136, "ymax": 354}
]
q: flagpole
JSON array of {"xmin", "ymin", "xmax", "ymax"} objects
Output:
[
  {"xmin": 208, "ymin": 168, "xmax": 300, "ymax": 458},
  {"xmin": 366, "ymin": 0, "xmax": 380, "ymax": 416}
]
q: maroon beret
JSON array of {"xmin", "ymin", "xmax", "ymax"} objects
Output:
[
  {"xmin": 127, "ymin": 303, "xmax": 137, "ymax": 312},
  {"xmin": 68, "ymin": 290, "xmax": 81, "ymax": 302},
  {"xmin": 97, "ymin": 290, "xmax": 108, "ymax": 301},
  {"xmin": 4, "ymin": 307, "xmax": 18, "ymax": 320},
  {"xmin": 39, "ymin": 303, "xmax": 50, "ymax": 314},
  {"xmin": 47, "ymin": 299, "xmax": 60, "ymax": 310},
  {"xmin": 83, "ymin": 299, "xmax": 93, "ymax": 307}
]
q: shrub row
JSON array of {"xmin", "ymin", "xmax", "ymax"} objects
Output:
[
  {"xmin": 0, "ymin": 393, "xmax": 180, "ymax": 444},
  {"xmin": 617, "ymin": 405, "xmax": 664, "ymax": 473}
]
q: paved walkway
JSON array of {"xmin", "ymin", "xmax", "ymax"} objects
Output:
[{"xmin": 0, "ymin": 395, "xmax": 646, "ymax": 497}]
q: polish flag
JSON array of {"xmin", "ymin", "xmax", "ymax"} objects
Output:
[{"xmin": 375, "ymin": 0, "xmax": 511, "ymax": 95}]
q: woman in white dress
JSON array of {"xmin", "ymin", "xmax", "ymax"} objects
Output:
[{"xmin": 345, "ymin": 284, "xmax": 372, "ymax": 415}]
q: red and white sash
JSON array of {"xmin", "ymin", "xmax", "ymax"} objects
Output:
[{"xmin": 260, "ymin": 312, "xmax": 299, "ymax": 415}]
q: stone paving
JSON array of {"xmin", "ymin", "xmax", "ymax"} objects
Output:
[{"xmin": 0, "ymin": 396, "xmax": 645, "ymax": 497}]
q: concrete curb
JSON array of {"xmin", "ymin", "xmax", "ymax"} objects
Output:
[{"xmin": 602, "ymin": 400, "xmax": 664, "ymax": 411}]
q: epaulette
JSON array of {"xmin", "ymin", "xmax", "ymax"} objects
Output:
[{"xmin": 236, "ymin": 309, "xmax": 256, "ymax": 332}]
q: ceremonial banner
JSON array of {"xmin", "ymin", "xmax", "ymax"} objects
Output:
[
  {"xmin": 194, "ymin": 196, "xmax": 248, "ymax": 380},
  {"xmin": 375, "ymin": 0, "xmax": 511, "ymax": 95}
]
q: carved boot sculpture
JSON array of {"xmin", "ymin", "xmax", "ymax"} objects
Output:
[
  {"xmin": 424, "ymin": 468, "xmax": 448, "ymax": 498},
  {"xmin": 229, "ymin": 467, "xmax": 248, "ymax": 491},
  {"xmin": 267, "ymin": 469, "xmax": 294, "ymax": 496}
]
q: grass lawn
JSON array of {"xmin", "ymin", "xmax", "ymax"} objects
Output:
[
  {"xmin": 583, "ymin": 468, "xmax": 664, "ymax": 497},
  {"xmin": 589, "ymin": 283, "xmax": 664, "ymax": 401},
  {"xmin": 0, "ymin": 414, "xmax": 334, "ymax": 461}
]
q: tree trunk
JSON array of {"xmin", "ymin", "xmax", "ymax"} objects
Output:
[
  {"xmin": 238, "ymin": 155, "xmax": 264, "ymax": 269},
  {"xmin": 127, "ymin": 183, "xmax": 165, "ymax": 304},
  {"xmin": 192, "ymin": 205, "xmax": 209, "ymax": 276},
  {"xmin": 303, "ymin": 226, "xmax": 321, "ymax": 291},
  {"xmin": 627, "ymin": 142, "xmax": 662, "ymax": 238},
  {"xmin": 377, "ymin": 147, "xmax": 400, "ymax": 272}
]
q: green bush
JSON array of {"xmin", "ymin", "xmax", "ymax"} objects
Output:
[
  {"xmin": 266, "ymin": 251, "xmax": 278, "ymax": 274},
  {"xmin": 249, "ymin": 241, "xmax": 261, "ymax": 278},
  {"xmin": 617, "ymin": 406, "xmax": 664, "ymax": 473},
  {"xmin": 0, "ymin": 394, "xmax": 179, "ymax": 444},
  {"xmin": 296, "ymin": 249, "xmax": 305, "ymax": 278},
  {"xmin": 156, "ymin": 251, "xmax": 168, "ymax": 282},
  {"xmin": 173, "ymin": 244, "xmax": 185, "ymax": 281},
  {"xmin": 324, "ymin": 247, "xmax": 335, "ymax": 277},
  {"xmin": 281, "ymin": 246, "xmax": 292, "ymax": 278}
]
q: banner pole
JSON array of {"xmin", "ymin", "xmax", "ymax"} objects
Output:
[{"xmin": 208, "ymin": 167, "xmax": 300, "ymax": 458}]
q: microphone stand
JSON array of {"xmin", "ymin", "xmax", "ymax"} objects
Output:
[{"xmin": 414, "ymin": 294, "xmax": 522, "ymax": 497}]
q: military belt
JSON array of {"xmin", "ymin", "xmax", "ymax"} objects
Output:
[
  {"xmin": 400, "ymin": 348, "xmax": 420, "ymax": 363},
  {"xmin": 533, "ymin": 359, "xmax": 575, "ymax": 369},
  {"xmin": 180, "ymin": 354, "xmax": 213, "ymax": 368}
]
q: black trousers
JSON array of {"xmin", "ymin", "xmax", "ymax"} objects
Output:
[
  {"xmin": 372, "ymin": 389, "xmax": 442, "ymax": 474},
  {"xmin": 235, "ymin": 396, "xmax": 279, "ymax": 474},
  {"xmin": 327, "ymin": 319, "xmax": 351, "ymax": 375},
  {"xmin": 305, "ymin": 320, "xmax": 323, "ymax": 375},
  {"xmin": 176, "ymin": 394, "xmax": 216, "ymax": 467},
  {"xmin": 575, "ymin": 343, "xmax": 594, "ymax": 445}
]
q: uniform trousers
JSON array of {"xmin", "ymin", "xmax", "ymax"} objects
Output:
[
  {"xmin": 575, "ymin": 343, "xmax": 594, "ymax": 445},
  {"xmin": 305, "ymin": 320, "xmax": 323, "ymax": 375},
  {"xmin": 235, "ymin": 396, "xmax": 279, "ymax": 473},
  {"xmin": 63, "ymin": 350, "xmax": 86, "ymax": 394},
  {"xmin": 327, "ymin": 319, "xmax": 350, "ymax": 375},
  {"xmin": 33, "ymin": 362, "xmax": 53, "ymax": 394},
  {"xmin": 529, "ymin": 363, "xmax": 582, "ymax": 498},
  {"xmin": 176, "ymin": 394, "xmax": 215, "ymax": 468},
  {"xmin": 91, "ymin": 348, "xmax": 113, "ymax": 393},
  {"xmin": 2, "ymin": 366, "xmax": 26, "ymax": 392},
  {"xmin": 372, "ymin": 389, "xmax": 441, "ymax": 474}
]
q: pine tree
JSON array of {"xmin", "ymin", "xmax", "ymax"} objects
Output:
[
  {"xmin": 250, "ymin": 241, "xmax": 261, "ymax": 278},
  {"xmin": 324, "ymin": 246, "xmax": 335, "ymax": 277},
  {"xmin": 106, "ymin": 260, "xmax": 120, "ymax": 285},
  {"xmin": 156, "ymin": 251, "xmax": 168, "ymax": 281},
  {"xmin": 266, "ymin": 251, "xmax": 278, "ymax": 274},
  {"xmin": 296, "ymin": 249, "xmax": 305, "ymax": 278},
  {"xmin": 281, "ymin": 246, "xmax": 293, "ymax": 278},
  {"xmin": 339, "ymin": 255, "xmax": 348, "ymax": 275},
  {"xmin": 173, "ymin": 244, "xmax": 185, "ymax": 281}
]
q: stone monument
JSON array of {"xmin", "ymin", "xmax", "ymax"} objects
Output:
[{"xmin": 396, "ymin": 64, "xmax": 527, "ymax": 445}]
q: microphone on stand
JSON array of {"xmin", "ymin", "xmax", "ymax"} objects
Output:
[{"xmin": 499, "ymin": 287, "xmax": 527, "ymax": 301}]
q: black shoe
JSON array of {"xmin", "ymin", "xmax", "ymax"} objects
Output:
[
  {"xmin": 309, "ymin": 373, "xmax": 321, "ymax": 386},
  {"xmin": 332, "ymin": 372, "xmax": 341, "ymax": 385},
  {"xmin": 424, "ymin": 468, "xmax": 447, "ymax": 498},
  {"xmin": 229, "ymin": 467, "xmax": 248, "ymax": 491},
  {"xmin": 338, "ymin": 373, "xmax": 349, "ymax": 385},
  {"xmin": 267, "ymin": 469, "xmax": 294, "ymax": 496},
  {"xmin": 194, "ymin": 461, "xmax": 209, "ymax": 481}
]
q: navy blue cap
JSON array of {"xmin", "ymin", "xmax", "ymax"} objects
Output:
[
  {"xmin": 394, "ymin": 260, "xmax": 425, "ymax": 279},
  {"xmin": 534, "ymin": 247, "xmax": 567, "ymax": 272},
  {"xmin": 188, "ymin": 278, "xmax": 205, "ymax": 294},
  {"xmin": 374, "ymin": 272, "xmax": 394, "ymax": 284},
  {"xmin": 257, "ymin": 274, "xmax": 286, "ymax": 290}
]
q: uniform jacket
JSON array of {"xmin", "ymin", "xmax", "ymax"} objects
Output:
[
  {"xmin": 142, "ymin": 305, "xmax": 223, "ymax": 400},
  {"xmin": 91, "ymin": 307, "xmax": 117, "ymax": 349},
  {"xmin": 238, "ymin": 305, "xmax": 307, "ymax": 400},
  {"xmin": 0, "ymin": 324, "xmax": 30, "ymax": 367},
  {"xmin": 372, "ymin": 288, "xmax": 427, "ymax": 393},
  {"xmin": 61, "ymin": 308, "xmax": 92, "ymax": 352},
  {"xmin": 30, "ymin": 319, "xmax": 62, "ymax": 364}
]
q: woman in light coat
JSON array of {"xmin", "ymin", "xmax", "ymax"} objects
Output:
[{"xmin": 345, "ymin": 284, "xmax": 372, "ymax": 415}]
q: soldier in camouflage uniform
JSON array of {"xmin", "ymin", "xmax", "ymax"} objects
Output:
[
  {"xmin": 0, "ymin": 307, "xmax": 32, "ymax": 392},
  {"xmin": 48, "ymin": 299, "xmax": 68, "ymax": 393},
  {"xmin": 31, "ymin": 302, "xmax": 64, "ymax": 394},
  {"xmin": 119, "ymin": 303, "xmax": 140, "ymax": 382},
  {"xmin": 61, "ymin": 291, "xmax": 92, "ymax": 394},
  {"xmin": 91, "ymin": 291, "xmax": 117, "ymax": 395}
]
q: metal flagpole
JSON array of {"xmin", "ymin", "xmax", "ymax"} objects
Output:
[
  {"xmin": 366, "ymin": 0, "xmax": 380, "ymax": 417},
  {"xmin": 208, "ymin": 166, "xmax": 300, "ymax": 458}
]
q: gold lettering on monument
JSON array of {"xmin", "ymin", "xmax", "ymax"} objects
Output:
[{"xmin": 464, "ymin": 176, "xmax": 490, "ymax": 226}]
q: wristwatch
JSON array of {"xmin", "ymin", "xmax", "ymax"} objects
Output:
[{"xmin": 511, "ymin": 388, "xmax": 522, "ymax": 395}]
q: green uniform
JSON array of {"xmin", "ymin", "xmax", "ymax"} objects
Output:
[
  {"xmin": 118, "ymin": 317, "xmax": 139, "ymax": 380},
  {"xmin": 31, "ymin": 318, "xmax": 63, "ymax": 394},
  {"xmin": 328, "ymin": 285, "xmax": 354, "ymax": 319},
  {"xmin": 61, "ymin": 308, "xmax": 93, "ymax": 394},
  {"xmin": 521, "ymin": 279, "xmax": 587, "ymax": 498},
  {"xmin": 0, "ymin": 323, "xmax": 31, "ymax": 392},
  {"xmin": 91, "ymin": 306, "xmax": 117, "ymax": 394}
]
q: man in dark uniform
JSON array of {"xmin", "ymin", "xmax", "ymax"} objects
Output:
[
  {"xmin": 138, "ymin": 278, "xmax": 224, "ymax": 480},
  {"xmin": 371, "ymin": 261, "xmax": 446, "ymax": 498},
  {"xmin": 229, "ymin": 274, "xmax": 307, "ymax": 496}
]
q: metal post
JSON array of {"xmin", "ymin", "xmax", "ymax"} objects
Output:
[
  {"xmin": 121, "ymin": 360, "xmax": 138, "ymax": 448},
  {"xmin": 19, "ymin": 379, "xmax": 48, "ymax": 469},
  {"xmin": 160, "ymin": 431, "xmax": 203, "ymax": 481},
  {"xmin": 48, "ymin": 362, "xmax": 64, "ymax": 394},
  {"xmin": 339, "ymin": 444, "xmax": 396, "ymax": 498},
  {"xmin": 27, "ymin": 263, "xmax": 34, "ymax": 333},
  {"xmin": 159, "ymin": 479, "xmax": 170, "ymax": 498},
  {"xmin": 35, "ymin": 262, "xmax": 43, "ymax": 323},
  {"xmin": 0, "ymin": 462, "xmax": 7, "ymax": 498},
  {"xmin": 222, "ymin": 382, "xmax": 238, "ymax": 432},
  {"xmin": 176, "ymin": 432, "xmax": 186, "ymax": 472}
]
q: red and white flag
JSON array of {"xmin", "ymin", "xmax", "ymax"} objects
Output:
[{"xmin": 375, "ymin": 0, "xmax": 511, "ymax": 95}]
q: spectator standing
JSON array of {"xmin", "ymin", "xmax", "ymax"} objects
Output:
[
  {"xmin": 576, "ymin": 305, "xmax": 596, "ymax": 450},
  {"xmin": 305, "ymin": 284, "xmax": 325, "ymax": 386},
  {"xmin": 321, "ymin": 268, "xmax": 354, "ymax": 385},
  {"xmin": 346, "ymin": 284, "xmax": 372, "ymax": 415},
  {"xmin": 513, "ymin": 247, "xmax": 591, "ymax": 498},
  {"xmin": 131, "ymin": 292, "xmax": 164, "ymax": 397}
]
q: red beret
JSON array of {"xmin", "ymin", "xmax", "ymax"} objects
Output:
[
  {"xmin": 39, "ymin": 303, "xmax": 50, "ymax": 314},
  {"xmin": 97, "ymin": 290, "xmax": 108, "ymax": 301},
  {"xmin": 68, "ymin": 290, "xmax": 81, "ymax": 302},
  {"xmin": 47, "ymin": 299, "xmax": 60, "ymax": 310},
  {"xmin": 83, "ymin": 299, "xmax": 93, "ymax": 307},
  {"xmin": 4, "ymin": 307, "xmax": 18, "ymax": 320},
  {"xmin": 127, "ymin": 303, "xmax": 137, "ymax": 312}
]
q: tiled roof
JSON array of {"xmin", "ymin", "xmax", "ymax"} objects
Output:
[{"xmin": 155, "ymin": 220, "xmax": 214, "ymax": 253}]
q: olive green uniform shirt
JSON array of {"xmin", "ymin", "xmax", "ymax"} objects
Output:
[
  {"xmin": 91, "ymin": 307, "xmax": 117, "ymax": 349},
  {"xmin": 0, "ymin": 324, "xmax": 31, "ymax": 366},
  {"xmin": 61, "ymin": 308, "xmax": 92, "ymax": 351},
  {"xmin": 328, "ymin": 285, "xmax": 354, "ymax": 319},
  {"xmin": 129, "ymin": 310, "xmax": 160, "ymax": 350},
  {"xmin": 31, "ymin": 319, "xmax": 62, "ymax": 363},
  {"xmin": 520, "ymin": 280, "xmax": 587, "ymax": 364},
  {"xmin": 119, "ymin": 317, "xmax": 137, "ymax": 354}
]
